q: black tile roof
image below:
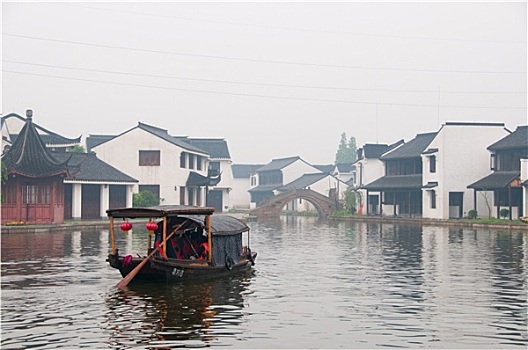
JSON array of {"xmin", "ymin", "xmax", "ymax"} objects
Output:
[
  {"xmin": 488, "ymin": 125, "xmax": 528, "ymax": 151},
  {"xmin": 248, "ymin": 184, "xmax": 281, "ymax": 193},
  {"xmin": 86, "ymin": 135, "xmax": 114, "ymax": 152},
  {"xmin": 90, "ymin": 122, "xmax": 208, "ymax": 155},
  {"xmin": 277, "ymin": 173, "xmax": 329, "ymax": 191},
  {"xmin": 232, "ymin": 164, "xmax": 265, "ymax": 178},
  {"xmin": 335, "ymin": 163, "xmax": 352, "ymax": 173},
  {"xmin": 257, "ymin": 156, "xmax": 301, "ymax": 172},
  {"xmin": 52, "ymin": 152, "xmax": 138, "ymax": 183},
  {"xmin": 186, "ymin": 138, "xmax": 231, "ymax": 159},
  {"xmin": 2, "ymin": 115, "xmax": 71, "ymax": 178},
  {"xmin": 467, "ymin": 171, "xmax": 520, "ymax": 190},
  {"xmin": 3, "ymin": 113, "xmax": 81, "ymax": 146},
  {"xmin": 363, "ymin": 174, "xmax": 423, "ymax": 190},
  {"xmin": 314, "ymin": 164, "xmax": 335, "ymax": 174},
  {"xmin": 137, "ymin": 122, "xmax": 207, "ymax": 154},
  {"xmin": 381, "ymin": 133, "xmax": 437, "ymax": 160}
]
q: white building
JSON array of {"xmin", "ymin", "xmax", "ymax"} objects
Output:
[
  {"xmin": 231, "ymin": 164, "xmax": 264, "ymax": 210},
  {"xmin": 422, "ymin": 122, "xmax": 511, "ymax": 220},
  {"xmin": 277, "ymin": 172, "xmax": 349, "ymax": 212},
  {"xmin": 183, "ymin": 138, "xmax": 234, "ymax": 212},
  {"xmin": 468, "ymin": 125, "xmax": 527, "ymax": 219},
  {"xmin": 249, "ymin": 156, "xmax": 322, "ymax": 209},
  {"xmin": 90, "ymin": 122, "xmax": 219, "ymax": 209},
  {"xmin": 350, "ymin": 141, "xmax": 403, "ymax": 214}
]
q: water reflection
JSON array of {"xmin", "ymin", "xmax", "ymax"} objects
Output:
[
  {"xmin": 1, "ymin": 219, "xmax": 526, "ymax": 349},
  {"xmin": 104, "ymin": 272, "xmax": 254, "ymax": 348}
]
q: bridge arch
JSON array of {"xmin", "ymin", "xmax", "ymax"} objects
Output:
[{"xmin": 250, "ymin": 189, "xmax": 338, "ymax": 219}]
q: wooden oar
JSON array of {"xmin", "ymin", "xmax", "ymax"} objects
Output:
[{"xmin": 115, "ymin": 220, "xmax": 187, "ymax": 290}]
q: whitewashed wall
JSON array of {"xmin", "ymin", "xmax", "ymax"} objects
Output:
[
  {"xmin": 281, "ymin": 160, "xmax": 321, "ymax": 185},
  {"xmin": 355, "ymin": 157, "xmax": 385, "ymax": 214},
  {"xmin": 92, "ymin": 127, "xmax": 209, "ymax": 205},
  {"xmin": 231, "ymin": 176, "xmax": 252, "ymax": 209},
  {"xmin": 209, "ymin": 159, "xmax": 234, "ymax": 211},
  {"xmin": 421, "ymin": 123, "xmax": 509, "ymax": 219}
]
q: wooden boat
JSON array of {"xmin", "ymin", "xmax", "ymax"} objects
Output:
[{"xmin": 106, "ymin": 205, "xmax": 256, "ymax": 284}]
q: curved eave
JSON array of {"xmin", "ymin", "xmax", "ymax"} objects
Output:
[
  {"xmin": 8, "ymin": 169, "xmax": 68, "ymax": 178},
  {"xmin": 63, "ymin": 179, "xmax": 138, "ymax": 185}
]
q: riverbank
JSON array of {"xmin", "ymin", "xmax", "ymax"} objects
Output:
[
  {"xmin": 1, "ymin": 212, "xmax": 526, "ymax": 233},
  {"xmin": 328, "ymin": 214, "xmax": 528, "ymax": 230}
]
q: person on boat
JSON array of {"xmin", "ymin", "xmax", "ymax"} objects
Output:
[{"xmin": 197, "ymin": 242, "xmax": 209, "ymax": 260}]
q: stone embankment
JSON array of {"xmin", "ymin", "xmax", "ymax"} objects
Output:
[
  {"xmin": 328, "ymin": 215, "xmax": 528, "ymax": 230},
  {"xmin": 1, "ymin": 212, "xmax": 253, "ymax": 234},
  {"xmin": 2, "ymin": 213, "xmax": 526, "ymax": 233}
]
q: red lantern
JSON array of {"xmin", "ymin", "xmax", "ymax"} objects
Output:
[
  {"xmin": 146, "ymin": 221, "xmax": 158, "ymax": 235},
  {"xmin": 120, "ymin": 221, "xmax": 132, "ymax": 235}
]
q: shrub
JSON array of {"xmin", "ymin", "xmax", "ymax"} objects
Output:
[
  {"xmin": 133, "ymin": 190, "xmax": 159, "ymax": 207},
  {"xmin": 467, "ymin": 209, "xmax": 478, "ymax": 219},
  {"xmin": 500, "ymin": 208, "xmax": 510, "ymax": 219}
]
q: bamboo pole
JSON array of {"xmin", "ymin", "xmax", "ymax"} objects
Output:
[
  {"xmin": 205, "ymin": 215, "xmax": 212, "ymax": 263},
  {"xmin": 162, "ymin": 216, "xmax": 168, "ymax": 258},
  {"xmin": 109, "ymin": 216, "xmax": 116, "ymax": 254},
  {"xmin": 116, "ymin": 229, "xmax": 178, "ymax": 290}
]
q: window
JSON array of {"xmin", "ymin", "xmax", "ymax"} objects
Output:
[
  {"xmin": 3, "ymin": 185, "xmax": 16, "ymax": 204},
  {"xmin": 430, "ymin": 190, "xmax": 436, "ymax": 209},
  {"xmin": 429, "ymin": 155, "xmax": 436, "ymax": 173},
  {"xmin": 490, "ymin": 154, "xmax": 496, "ymax": 171},
  {"xmin": 139, "ymin": 150, "xmax": 160, "ymax": 166},
  {"xmin": 180, "ymin": 152, "xmax": 187, "ymax": 168},
  {"xmin": 188, "ymin": 154, "xmax": 195, "ymax": 170},
  {"xmin": 196, "ymin": 155, "xmax": 202, "ymax": 171},
  {"xmin": 209, "ymin": 161, "xmax": 220, "ymax": 177},
  {"xmin": 22, "ymin": 184, "xmax": 50, "ymax": 204}
]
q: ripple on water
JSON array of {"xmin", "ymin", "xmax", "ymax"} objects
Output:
[{"xmin": 2, "ymin": 222, "xmax": 527, "ymax": 348}]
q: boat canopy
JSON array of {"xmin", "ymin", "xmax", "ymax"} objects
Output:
[
  {"xmin": 175, "ymin": 215, "xmax": 249, "ymax": 236},
  {"xmin": 107, "ymin": 205, "xmax": 215, "ymax": 218}
]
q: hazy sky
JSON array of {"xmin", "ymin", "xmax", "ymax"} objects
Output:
[{"xmin": 2, "ymin": 1, "xmax": 526, "ymax": 165}]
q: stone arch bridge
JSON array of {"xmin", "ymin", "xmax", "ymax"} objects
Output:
[{"xmin": 250, "ymin": 189, "xmax": 338, "ymax": 219}]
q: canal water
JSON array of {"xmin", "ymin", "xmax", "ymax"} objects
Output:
[{"xmin": 1, "ymin": 217, "xmax": 527, "ymax": 349}]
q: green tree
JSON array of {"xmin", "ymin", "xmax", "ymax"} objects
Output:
[
  {"xmin": 1, "ymin": 160, "xmax": 7, "ymax": 204},
  {"xmin": 342, "ymin": 188, "xmax": 358, "ymax": 214},
  {"xmin": 69, "ymin": 145, "xmax": 85, "ymax": 153},
  {"xmin": 1, "ymin": 160, "xmax": 7, "ymax": 185},
  {"xmin": 335, "ymin": 132, "xmax": 357, "ymax": 164},
  {"xmin": 133, "ymin": 190, "xmax": 159, "ymax": 207}
]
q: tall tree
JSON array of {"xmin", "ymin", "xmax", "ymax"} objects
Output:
[{"xmin": 335, "ymin": 132, "xmax": 357, "ymax": 164}]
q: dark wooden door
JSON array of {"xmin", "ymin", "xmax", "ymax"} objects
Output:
[
  {"xmin": 81, "ymin": 184, "xmax": 101, "ymax": 219},
  {"xmin": 109, "ymin": 185, "xmax": 127, "ymax": 210},
  {"xmin": 207, "ymin": 190, "xmax": 223, "ymax": 212},
  {"xmin": 64, "ymin": 184, "xmax": 73, "ymax": 219}
]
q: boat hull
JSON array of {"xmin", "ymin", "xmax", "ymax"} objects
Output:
[{"xmin": 107, "ymin": 253, "xmax": 257, "ymax": 283}]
